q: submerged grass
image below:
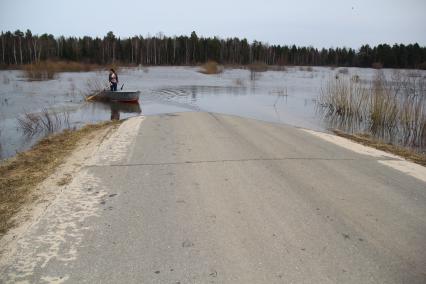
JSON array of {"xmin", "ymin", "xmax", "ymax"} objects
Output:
[
  {"xmin": 319, "ymin": 70, "xmax": 426, "ymax": 149},
  {"xmin": 248, "ymin": 61, "xmax": 268, "ymax": 80},
  {"xmin": 0, "ymin": 120, "xmax": 121, "ymax": 236},
  {"xmin": 17, "ymin": 109, "xmax": 71, "ymax": 136}
]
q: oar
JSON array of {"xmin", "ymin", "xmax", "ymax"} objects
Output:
[
  {"xmin": 85, "ymin": 93, "xmax": 98, "ymax": 101},
  {"xmin": 86, "ymin": 84, "xmax": 109, "ymax": 101},
  {"xmin": 86, "ymin": 90, "xmax": 105, "ymax": 102},
  {"xmin": 86, "ymin": 89, "xmax": 105, "ymax": 101}
]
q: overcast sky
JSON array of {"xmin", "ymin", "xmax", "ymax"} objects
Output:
[{"xmin": 1, "ymin": 0, "xmax": 425, "ymax": 49}]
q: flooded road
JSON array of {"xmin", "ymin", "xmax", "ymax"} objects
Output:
[
  {"xmin": 2, "ymin": 112, "xmax": 426, "ymax": 283},
  {"xmin": 0, "ymin": 66, "xmax": 425, "ymax": 159}
]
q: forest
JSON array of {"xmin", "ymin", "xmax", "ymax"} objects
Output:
[{"xmin": 1, "ymin": 30, "xmax": 426, "ymax": 69}]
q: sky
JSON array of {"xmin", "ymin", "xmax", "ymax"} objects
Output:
[{"xmin": 0, "ymin": 0, "xmax": 425, "ymax": 49}]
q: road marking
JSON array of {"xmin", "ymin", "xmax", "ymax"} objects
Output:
[
  {"xmin": 379, "ymin": 160, "xmax": 426, "ymax": 183},
  {"xmin": 302, "ymin": 129, "xmax": 426, "ymax": 183}
]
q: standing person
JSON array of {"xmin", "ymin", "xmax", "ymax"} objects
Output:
[{"xmin": 109, "ymin": 68, "xmax": 118, "ymax": 91}]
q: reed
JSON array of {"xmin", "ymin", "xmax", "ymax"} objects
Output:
[
  {"xmin": 319, "ymin": 76, "xmax": 368, "ymax": 119},
  {"xmin": 248, "ymin": 61, "xmax": 268, "ymax": 80},
  {"xmin": 84, "ymin": 77, "xmax": 109, "ymax": 101},
  {"xmin": 318, "ymin": 70, "xmax": 426, "ymax": 148},
  {"xmin": 17, "ymin": 109, "xmax": 71, "ymax": 136}
]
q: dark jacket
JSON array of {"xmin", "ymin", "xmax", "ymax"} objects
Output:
[{"xmin": 109, "ymin": 72, "xmax": 118, "ymax": 84}]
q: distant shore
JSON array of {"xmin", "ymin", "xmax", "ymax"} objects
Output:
[{"xmin": 1, "ymin": 60, "xmax": 426, "ymax": 73}]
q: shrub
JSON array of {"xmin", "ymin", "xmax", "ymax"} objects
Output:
[{"xmin": 199, "ymin": 60, "xmax": 223, "ymax": 74}]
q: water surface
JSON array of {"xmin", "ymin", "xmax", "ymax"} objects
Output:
[{"xmin": 0, "ymin": 66, "xmax": 424, "ymax": 159}]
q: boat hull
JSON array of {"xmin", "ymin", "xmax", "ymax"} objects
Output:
[{"xmin": 100, "ymin": 90, "xmax": 140, "ymax": 102}]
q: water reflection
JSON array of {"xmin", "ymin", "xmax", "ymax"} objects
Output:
[
  {"xmin": 141, "ymin": 84, "xmax": 322, "ymax": 132},
  {"xmin": 153, "ymin": 85, "xmax": 251, "ymax": 100},
  {"xmin": 106, "ymin": 101, "xmax": 142, "ymax": 121},
  {"xmin": 319, "ymin": 109, "xmax": 426, "ymax": 150}
]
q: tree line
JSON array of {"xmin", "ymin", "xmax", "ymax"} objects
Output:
[{"xmin": 1, "ymin": 30, "xmax": 425, "ymax": 69}]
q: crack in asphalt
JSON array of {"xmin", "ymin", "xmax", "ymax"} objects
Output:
[{"xmin": 85, "ymin": 156, "xmax": 398, "ymax": 168}]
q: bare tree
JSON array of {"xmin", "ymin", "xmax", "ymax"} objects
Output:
[
  {"xmin": 1, "ymin": 32, "xmax": 4, "ymax": 64},
  {"xmin": 173, "ymin": 36, "xmax": 176, "ymax": 64},
  {"xmin": 12, "ymin": 34, "xmax": 17, "ymax": 65},
  {"xmin": 25, "ymin": 30, "xmax": 33, "ymax": 64},
  {"xmin": 32, "ymin": 37, "xmax": 39, "ymax": 63},
  {"xmin": 14, "ymin": 30, "xmax": 24, "ymax": 65}
]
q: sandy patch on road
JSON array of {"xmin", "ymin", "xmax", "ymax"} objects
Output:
[
  {"xmin": 88, "ymin": 115, "xmax": 144, "ymax": 166},
  {"xmin": 0, "ymin": 116, "xmax": 144, "ymax": 282}
]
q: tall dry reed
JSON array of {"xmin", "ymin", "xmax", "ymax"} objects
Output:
[
  {"xmin": 17, "ymin": 109, "xmax": 71, "ymax": 136},
  {"xmin": 318, "ymin": 70, "xmax": 426, "ymax": 148}
]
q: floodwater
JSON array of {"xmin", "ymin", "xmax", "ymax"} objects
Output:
[{"xmin": 0, "ymin": 66, "xmax": 425, "ymax": 159}]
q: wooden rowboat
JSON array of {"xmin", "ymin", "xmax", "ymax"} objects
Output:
[{"xmin": 99, "ymin": 90, "xmax": 140, "ymax": 103}]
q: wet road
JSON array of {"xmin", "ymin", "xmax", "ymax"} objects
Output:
[{"xmin": 1, "ymin": 112, "xmax": 426, "ymax": 283}]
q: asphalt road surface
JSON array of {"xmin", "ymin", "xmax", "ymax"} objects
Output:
[{"xmin": 1, "ymin": 112, "xmax": 425, "ymax": 283}]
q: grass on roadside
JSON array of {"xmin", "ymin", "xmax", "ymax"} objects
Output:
[
  {"xmin": 0, "ymin": 120, "xmax": 121, "ymax": 236},
  {"xmin": 332, "ymin": 129, "xmax": 426, "ymax": 166}
]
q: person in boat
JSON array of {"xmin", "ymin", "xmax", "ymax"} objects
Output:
[{"xmin": 109, "ymin": 68, "xmax": 118, "ymax": 91}]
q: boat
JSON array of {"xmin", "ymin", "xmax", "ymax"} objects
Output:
[{"xmin": 99, "ymin": 90, "xmax": 140, "ymax": 103}]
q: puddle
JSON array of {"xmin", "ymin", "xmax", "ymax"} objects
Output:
[{"xmin": 0, "ymin": 66, "xmax": 425, "ymax": 159}]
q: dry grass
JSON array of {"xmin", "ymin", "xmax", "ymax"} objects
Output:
[
  {"xmin": 199, "ymin": 60, "xmax": 223, "ymax": 74},
  {"xmin": 319, "ymin": 76, "xmax": 368, "ymax": 119},
  {"xmin": 23, "ymin": 60, "xmax": 102, "ymax": 80},
  {"xmin": 319, "ymin": 71, "xmax": 426, "ymax": 148},
  {"xmin": 332, "ymin": 129, "xmax": 426, "ymax": 166},
  {"xmin": 56, "ymin": 173, "xmax": 72, "ymax": 186},
  {"xmin": 248, "ymin": 61, "xmax": 268, "ymax": 72},
  {"xmin": 248, "ymin": 61, "xmax": 268, "ymax": 80},
  {"xmin": 0, "ymin": 120, "xmax": 121, "ymax": 236},
  {"xmin": 17, "ymin": 109, "xmax": 71, "ymax": 136}
]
